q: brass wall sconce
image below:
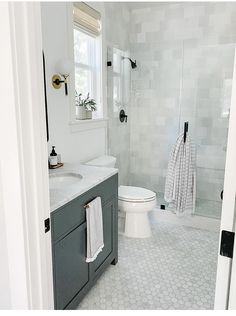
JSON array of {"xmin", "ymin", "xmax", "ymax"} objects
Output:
[
  {"xmin": 52, "ymin": 74, "xmax": 69, "ymax": 95},
  {"xmin": 52, "ymin": 60, "xmax": 72, "ymax": 96}
]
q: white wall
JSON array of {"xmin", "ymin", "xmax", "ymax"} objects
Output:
[
  {"xmin": 41, "ymin": 2, "xmax": 107, "ymax": 164},
  {"xmin": 0, "ymin": 174, "xmax": 11, "ymax": 309}
]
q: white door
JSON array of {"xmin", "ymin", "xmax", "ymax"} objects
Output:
[
  {"xmin": 214, "ymin": 48, "xmax": 236, "ymax": 310},
  {"xmin": 0, "ymin": 2, "xmax": 54, "ymax": 309}
]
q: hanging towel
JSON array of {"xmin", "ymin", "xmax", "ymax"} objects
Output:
[
  {"xmin": 164, "ymin": 133, "xmax": 196, "ymax": 216},
  {"xmin": 86, "ymin": 197, "xmax": 104, "ymax": 262}
]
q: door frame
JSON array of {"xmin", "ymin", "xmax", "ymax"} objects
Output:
[
  {"xmin": 214, "ymin": 48, "xmax": 236, "ymax": 309},
  {"xmin": 2, "ymin": 1, "xmax": 236, "ymax": 310},
  {"xmin": 228, "ymin": 221, "xmax": 236, "ymax": 309},
  {"xmin": 0, "ymin": 2, "xmax": 53, "ymax": 309}
]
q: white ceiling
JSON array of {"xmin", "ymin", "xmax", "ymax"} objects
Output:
[{"xmin": 125, "ymin": 1, "xmax": 179, "ymax": 10}]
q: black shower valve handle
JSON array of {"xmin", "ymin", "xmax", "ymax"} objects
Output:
[{"xmin": 119, "ymin": 109, "xmax": 128, "ymax": 123}]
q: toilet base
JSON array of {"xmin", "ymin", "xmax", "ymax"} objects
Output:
[{"xmin": 124, "ymin": 212, "xmax": 151, "ymax": 238}]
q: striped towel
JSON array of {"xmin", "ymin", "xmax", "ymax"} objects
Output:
[{"xmin": 164, "ymin": 133, "xmax": 196, "ymax": 216}]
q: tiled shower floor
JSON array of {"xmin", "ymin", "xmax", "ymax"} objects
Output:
[
  {"xmin": 77, "ymin": 219, "xmax": 219, "ymax": 310},
  {"xmin": 195, "ymin": 199, "xmax": 222, "ymax": 219},
  {"xmin": 156, "ymin": 192, "xmax": 222, "ymax": 219}
]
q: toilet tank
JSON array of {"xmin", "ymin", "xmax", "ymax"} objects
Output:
[{"xmin": 86, "ymin": 155, "xmax": 117, "ymax": 168}]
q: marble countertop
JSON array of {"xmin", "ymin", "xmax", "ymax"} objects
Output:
[{"xmin": 49, "ymin": 163, "xmax": 118, "ymax": 213}]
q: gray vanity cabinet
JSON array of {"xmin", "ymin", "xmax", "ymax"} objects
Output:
[
  {"xmin": 51, "ymin": 174, "xmax": 118, "ymax": 310},
  {"xmin": 53, "ymin": 222, "xmax": 88, "ymax": 310},
  {"xmin": 92, "ymin": 199, "xmax": 116, "ymax": 276}
]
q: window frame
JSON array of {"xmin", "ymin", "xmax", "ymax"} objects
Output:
[{"xmin": 67, "ymin": 3, "xmax": 105, "ymax": 126}]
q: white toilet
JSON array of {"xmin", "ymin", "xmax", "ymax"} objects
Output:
[{"xmin": 86, "ymin": 155, "xmax": 156, "ymax": 238}]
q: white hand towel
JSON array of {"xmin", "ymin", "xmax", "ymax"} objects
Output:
[{"xmin": 86, "ymin": 197, "xmax": 104, "ymax": 263}]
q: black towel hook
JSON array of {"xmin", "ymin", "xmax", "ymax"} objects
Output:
[{"xmin": 184, "ymin": 121, "xmax": 189, "ymax": 143}]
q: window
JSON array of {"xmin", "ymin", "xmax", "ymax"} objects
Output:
[
  {"xmin": 111, "ymin": 48, "xmax": 131, "ymax": 113},
  {"xmin": 73, "ymin": 3, "xmax": 102, "ymax": 120},
  {"xmin": 74, "ymin": 28, "xmax": 96, "ymax": 100}
]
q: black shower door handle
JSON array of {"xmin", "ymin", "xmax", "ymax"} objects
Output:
[{"xmin": 221, "ymin": 190, "xmax": 224, "ymax": 201}]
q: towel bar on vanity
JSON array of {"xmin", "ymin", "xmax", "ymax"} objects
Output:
[{"xmin": 84, "ymin": 196, "xmax": 100, "ymax": 209}]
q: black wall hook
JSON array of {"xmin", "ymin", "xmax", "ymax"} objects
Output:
[{"xmin": 184, "ymin": 121, "xmax": 189, "ymax": 143}]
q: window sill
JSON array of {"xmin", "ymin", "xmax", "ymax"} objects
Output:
[{"xmin": 69, "ymin": 118, "xmax": 108, "ymax": 132}]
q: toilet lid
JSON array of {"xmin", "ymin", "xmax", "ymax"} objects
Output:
[{"xmin": 119, "ymin": 186, "xmax": 156, "ymax": 202}]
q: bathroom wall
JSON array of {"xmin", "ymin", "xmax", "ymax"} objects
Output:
[
  {"xmin": 41, "ymin": 2, "xmax": 131, "ymax": 180},
  {"xmin": 41, "ymin": 2, "xmax": 107, "ymax": 164},
  {"xmin": 128, "ymin": 2, "xmax": 236, "ymax": 218}
]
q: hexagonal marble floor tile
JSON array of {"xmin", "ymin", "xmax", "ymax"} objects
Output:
[{"xmin": 77, "ymin": 219, "xmax": 219, "ymax": 310}]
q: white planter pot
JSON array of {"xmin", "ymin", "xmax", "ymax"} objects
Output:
[
  {"xmin": 86, "ymin": 111, "xmax": 92, "ymax": 119},
  {"xmin": 76, "ymin": 106, "xmax": 87, "ymax": 120}
]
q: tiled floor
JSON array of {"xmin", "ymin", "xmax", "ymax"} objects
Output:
[{"xmin": 77, "ymin": 219, "xmax": 219, "ymax": 310}]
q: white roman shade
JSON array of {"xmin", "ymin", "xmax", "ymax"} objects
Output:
[{"xmin": 73, "ymin": 2, "xmax": 101, "ymax": 36}]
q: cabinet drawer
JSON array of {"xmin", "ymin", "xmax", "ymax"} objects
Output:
[
  {"xmin": 51, "ymin": 197, "xmax": 86, "ymax": 241},
  {"xmin": 51, "ymin": 174, "xmax": 118, "ymax": 241}
]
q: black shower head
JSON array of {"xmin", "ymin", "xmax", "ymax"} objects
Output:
[
  {"xmin": 130, "ymin": 59, "xmax": 137, "ymax": 69},
  {"xmin": 123, "ymin": 57, "xmax": 137, "ymax": 69}
]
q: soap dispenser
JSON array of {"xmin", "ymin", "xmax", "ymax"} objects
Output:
[{"xmin": 49, "ymin": 146, "xmax": 58, "ymax": 166}]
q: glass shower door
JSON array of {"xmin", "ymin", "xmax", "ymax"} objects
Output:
[
  {"xmin": 181, "ymin": 43, "xmax": 235, "ymax": 219},
  {"xmin": 107, "ymin": 46, "xmax": 131, "ymax": 185}
]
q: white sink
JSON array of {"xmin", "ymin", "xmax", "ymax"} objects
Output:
[{"xmin": 49, "ymin": 172, "xmax": 83, "ymax": 190}]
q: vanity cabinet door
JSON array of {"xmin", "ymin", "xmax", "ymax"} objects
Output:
[
  {"xmin": 53, "ymin": 222, "xmax": 89, "ymax": 310},
  {"xmin": 93, "ymin": 199, "xmax": 114, "ymax": 272}
]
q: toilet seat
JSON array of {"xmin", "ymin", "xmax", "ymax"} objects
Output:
[{"xmin": 119, "ymin": 185, "xmax": 156, "ymax": 203}]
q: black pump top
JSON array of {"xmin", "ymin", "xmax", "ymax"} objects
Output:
[{"xmin": 50, "ymin": 146, "xmax": 57, "ymax": 156}]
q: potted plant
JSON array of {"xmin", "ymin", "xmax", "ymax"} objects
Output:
[{"xmin": 75, "ymin": 91, "xmax": 97, "ymax": 120}]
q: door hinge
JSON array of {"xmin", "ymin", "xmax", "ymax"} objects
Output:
[
  {"xmin": 220, "ymin": 230, "xmax": 235, "ymax": 259},
  {"xmin": 44, "ymin": 218, "xmax": 50, "ymax": 233}
]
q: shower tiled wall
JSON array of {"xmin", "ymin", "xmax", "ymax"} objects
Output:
[{"xmin": 128, "ymin": 2, "xmax": 236, "ymax": 218}]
